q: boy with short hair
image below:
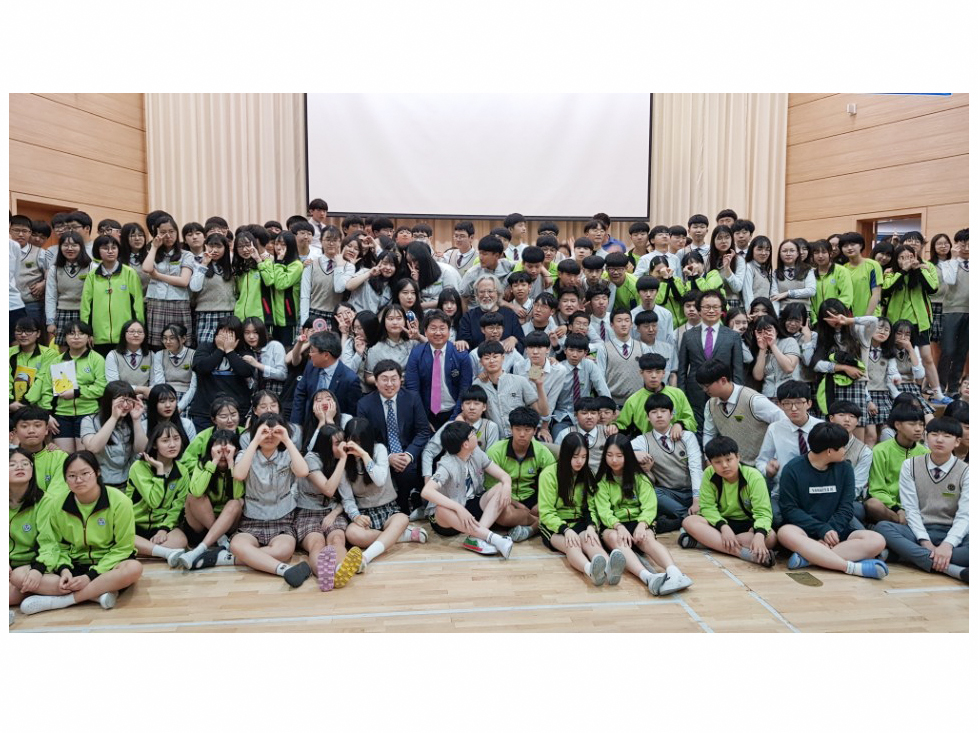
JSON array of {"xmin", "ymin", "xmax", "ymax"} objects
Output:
[
  {"xmin": 551, "ymin": 334, "xmax": 613, "ymax": 435},
  {"xmin": 459, "ymin": 235, "xmax": 514, "ymax": 303},
  {"xmin": 515, "ymin": 331, "xmax": 567, "ymax": 437},
  {"xmin": 865, "ymin": 402, "xmax": 930, "ymax": 524},
  {"xmin": 585, "ymin": 282, "xmax": 613, "ymax": 342},
  {"xmin": 672, "ymin": 290, "xmax": 702, "ymax": 343},
  {"xmin": 556, "ymin": 396, "xmax": 617, "ymax": 473},
  {"xmin": 503, "ymin": 213, "xmax": 528, "ymax": 259},
  {"xmin": 581, "ymin": 255, "xmax": 606, "ymax": 291},
  {"xmin": 616, "ymin": 353, "xmax": 696, "ymax": 438},
  {"xmin": 826, "ymin": 400, "xmax": 874, "ymax": 526},
  {"xmin": 632, "ymin": 275, "xmax": 675, "ymax": 339},
  {"xmin": 10, "ymin": 406, "xmax": 67, "ymax": 492},
  {"xmin": 420, "ymin": 421, "xmax": 516, "ymax": 558},
  {"xmin": 600, "ymin": 308, "xmax": 643, "ymax": 408},
  {"xmin": 307, "ymin": 198, "xmax": 329, "ymax": 240},
  {"xmin": 628, "ymin": 221, "xmax": 651, "ymax": 259},
  {"xmin": 633, "ymin": 311, "xmax": 674, "ymax": 374},
  {"xmin": 441, "ymin": 221, "xmax": 478, "ymax": 274},
  {"xmin": 505, "ymin": 270, "xmax": 534, "ymax": 323},
  {"xmin": 572, "ymin": 237, "xmax": 594, "ymax": 267},
  {"xmin": 776, "ymin": 423, "xmax": 889, "ymax": 579},
  {"xmin": 485, "ymin": 406, "xmax": 556, "ymax": 542},
  {"xmin": 604, "ymin": 252, "xmax": 639, "ymax": 311},
  {"xmin": 474, "ymin": 341, "xmax": 546, "ymax": 436},
  {"xmin": 875, "ymin": 417, "xmax": 969, "ymax": 583},
  {"xmin": 534, "ymin": 234, "xmax": 561, "ymax": 278},
  {"xmin": 470, "ymin": 311, "xmax": 522, "ymax": 374},
  {"xmin": 554, "ymin": 260, "xmax": 585, "ymax": 300},
  {"xmin": 421, "ymin": 385, "xmax": 502, "ymax": 483},
  {"xmin": 631, "ymin": 392, "xmax": 703, "ymax": 530},
  {"xmin": 517, "ymin": 245, "xmax": 551, "ymax": 296},
  {"xmin": 667, "ymin": 225, "xmax": 687, "ymax": 256},
  {"xmin": 522, "ymin": 292, "xmax": 558, "ymax": 338},
  {"xmin": 679, "ymin": 436, "xmax": 776, "ymax": 566},
  {"xmin": 686, "ymin": 214, "xmax": 710, "ymax": 259},
  {"xmin": 731, "ymin": 219, "xmax": 755, "ymax": 257},
  {"xmin": 596, "ymin": 396, "xmax": 619, "ymax": 427}
]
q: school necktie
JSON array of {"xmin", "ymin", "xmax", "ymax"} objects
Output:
[
  {"xmin": 798, "ymin": 428, "xmax": 809, "ymax": 455},
  {"xmin": 129, "ymin": 353, "xmax": 137, "ymax": 368},
  {"xmin": 66, "ymin": 263, "xmax": 77, "ymax": 277},
  {"xmin": 386, "ymin": 399, "xmax": 403, "ymax": 454},
  {"xmin": 962, "ymin": 260, "xmax": 969, "ymax": 272},
  {"xmin": 431, "ymin": 349, "xmax": 443, "ymax": 414},
  {"xmin": 326, "ymin": 259, "xmax": 334, "ymax": 274},
  {"xmin": 622, "ymin": 342, "xmax": 629, "ymax": 357},
  {"xmin": 572, "ymin": 367, "xmax": 581, "ymax": 403},
  {"xmin": 170, "ymin": 353, "xmax": 180, "ymax": 367},
  {"xmin": 932, "ymin": 466, "xmax": 943, "ymax": 481},
  {"xmin": 704, "ymin": 327, "xmax": 714, "ymax": 359},
  {"xmin": 457, "ymin": 252, "xmax": 463, "ymax": 268},
  {"xmin": 661, "ymin": 435, "xmax": 670, "ymax": 450},
  {"xmin": 600, "ymin": 321, "xmax": 607, "ymax": 340},
  {"xmin": 785, "ymin": 267, "xmax": 795, "ymax": 280},
  {"xmin": 870, "ymin": 347, "xmax": 881, "ymax": 360}
]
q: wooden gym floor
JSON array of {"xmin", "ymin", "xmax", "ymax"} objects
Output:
[{"xmin": 9, "ymin": 531, "xmax": 968, "ymax": 633}]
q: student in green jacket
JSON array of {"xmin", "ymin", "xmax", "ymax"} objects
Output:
[
  {"xmin": 9, "ymin": 448, "xmax": 55, "ymax": 616},
  {"xmin": 19, "ymin": 450, "xmax": 143, "ymax": 616},
  {"xmin": 865, "ymin": 402, "xmax": 929, "ymax": 524},
  {"xmin": 810, "ymin": 240, "xmax": 854, "ymax": 321},
  {"xmin": 9, "ymin": 315, "xmax": 58, "ymax": 412},
  {"xmin": 594, "ymin": 434, "xmax": 693, "ymax": 596},
  {"xmin": 180, "ymin": 396, "xmax": 245, "ymax": 471},
  {"xmin": 615, "ymin": 353, "xmax": 697, "ymax": 437},
  {"xmin": 127, "ymin": 421, "xmax": 191, "ymax": 567},
  {"xmin": 80, "ymin": 235, "xmax": 145, "ymax": 356},
  {"xmin": 24, "ymin": 320, "xmax": 107, "ymax": 453},
  {"xmin": 231, "ymin": 230, "xmax": 276, "ymax": 322},
  {"xmin": 267, "ymin": 231, "xmax": 304, "ymax": 348},
  {"xmin": 179, "ymin": 429, "xmax": 245, "ymax": 570},
  {"xmin": 679, "ymin": 436, "xmax": 777, "ymax": 567},
  {"xmin": 538, "ymin": 433, "xmax": 626, "ymax": 586},
  {"xmin": 10, "ymin": 406, "xmax": 68, "ymax": 492}
]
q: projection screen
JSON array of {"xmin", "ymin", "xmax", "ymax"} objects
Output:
[{"xmin": 305, "ymin": 94, "xmax": 652, "ymax": 220}]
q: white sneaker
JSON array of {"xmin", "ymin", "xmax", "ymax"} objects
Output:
[
  {"xmin": 497, "ymin": 537, "xmax": 514, "ymax": 560},
  {"xmin": 98, "ymin": 591, "xmax": 118, "ymax": 610},
  {"xmin": 409, "ymin": 506, "xmax": 426, "ymax": 522},
  {"xmin": 8, "ymin": 609, "xmax": 14, "ymax": 626},
  {"xmin": 588, "ymin": 555, "xmax": 607, "ymax": 586},
  {"xmin": 646, "ymin": 572, "xmax": 668, "ymax": 595},
  {"xmin": 606, "ymin": 549, "xmax": 627, "ymax": 585},
  {"xmin": 166, "ymin": 549, "xmax": 186, "ymax": 568},
  {"xmin": 462, "ymin": 536, "xmax": 498, "ymax": 555},
  {"xmin": 652, "ymin": 572, "xmax": 693, "ymax": 596}
]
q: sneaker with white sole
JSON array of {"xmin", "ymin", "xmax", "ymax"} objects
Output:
[
  {"xmin": 98, "ymin": 591, "xmax": 118, "ymax": 610},
  {"xmin": 651, "ymin": 572, "xmax": 693, "ymax": 596},
  {"xmin": 677, "ymin": 528, "xmax": 699, "ymax": 550},
  {"xmin": 588, "ymin": 555, "xmax": 607, "ymax": 586},
  {"xmin": 461, "ymin": 536, "xmax": 498, "ymax": 555},
  {"xmin": 508, "ymin": 525, "xmax": 533, "ymax": 542},
  {"xmin": 408, "ymin": 506, "xmax": 426, "ymax": 522},
  {"xmin": 606, "ymin": 549, "xmax": 627, "ymax": 585},
  {"xmin": 497, "ymin": 536, "xmax": 514, "ymax": 560},
  {"xmin": 166, "ymin": 549, "xmax": 186, "ymax": 568}
]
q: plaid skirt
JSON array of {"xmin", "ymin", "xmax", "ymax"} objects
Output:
[
  {"xmin": 195, "ymin": 310, "xmax": 234, "ymax": 347},
  {"xmin": 146, "ymin": 299, "xmax": 194, "ymax": 350},
  {"xmin": 897, "ymin": 382, "xmax": 935, "ymax": 414},
  {"xmin": 827, "ymin": 381, "xmax": 870, "ymax": 426},
  {"xmin": 929, "ymin": 302, "xmax": 943, "ymax": 341},
  {"xmin": 236, "ymin": 511, "xmax": 297, "ymax": 546},
  {"xmin": 866, "ymin": 390, "xmax": 893, "ymax": 426},
  {"xmin": 53, "ymin": 309, "xmax": 80, "ymax": 346},
  {"xmin": 361, "ymin": 499, "xmax": 402, "ymax": 531},
  {"xmin": 294, "ymin": 507, "xmax": 349, "ymax": 542}
]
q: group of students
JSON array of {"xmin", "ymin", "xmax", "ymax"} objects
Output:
[{"xmin": 7, "ymin": 204, "xmax": 970, "ymax": 624}]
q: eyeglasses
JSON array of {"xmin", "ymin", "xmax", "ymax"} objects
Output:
[
  {"xmin": 66, "ymin": 470, "xmax": 96, "ymax": 482},
  {"xmin": 781, "ymin": 400, "xmax": 809, "ymax": 409},
  {"xmin": 15, "ymin": 328, "xmax": 39, "ymax": 335},
  {"xmin": 64, "ymin": 223, "xmax": 85, "ymax": 231},
  {"xmin": 126, "ymin": 329, "xmax": 144, "ymax": 336},
  {"xmin": 700, "ymin": 304, "xmax": 722, "ymax": 312},
  {"xmin": 10, "ymin": 227, "xmax": 31, "ymax": 236}
]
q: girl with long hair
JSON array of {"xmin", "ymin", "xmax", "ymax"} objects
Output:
[
  {"xmin": 104, "ymin": 319, "xmax": 154, "ymax": 398},
  {"xmin": 79, "ymin": 380, "xmax": 147, "ymax": 489},
  {"xmin": 190, "ymin": 233, "xmax": 236, "ymax": 347},
  {"xmin": 770, "ymin": 239, "xmax": 815, "ymax": 313},
  {"xmin": 44, "ymin": 231, "xmax": 93, "ymax": 347},
  {"xmin": 142, "ymin": 213, "xmax": 195, "ymax": 349}
]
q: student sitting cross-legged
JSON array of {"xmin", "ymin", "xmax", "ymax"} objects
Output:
[
  {"xmin": 776, "ymin": 422, "xmax": 889, "ymax": 579},
  {"xmin": 679, "ymin": 436, "xmax": 777, "ymax": 567},
  {"xmin": 537, "ymin": 433, "xmax": 627, "ymax": 586},
  {"xmin": 420, "ymin": 421, "xmax": 517, "ymax": 558},
  {"xmin": 875, "ymin": 417, "xmax": 969, "ymax": 584},
  {"xmin": 593, "ymin": 434, "xmax": 693, "ymax": 595}
]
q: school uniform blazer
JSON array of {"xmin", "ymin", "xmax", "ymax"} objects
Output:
[
  {"xmin": 404, "ymin": 342, "xmax": 473, "ymax": 419},
  {"xmin": 677, "ymin": 324, "xmax": 745, "ymax": 393},
  {"xmin": 356, "ymin": 390, "xmax": 432, "ymax": 464},
  {"xmin": 292, "ymin": 359, "xmax": 362, "ymax": 426}
]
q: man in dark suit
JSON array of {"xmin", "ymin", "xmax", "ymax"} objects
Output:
[
  {"xmin": 677, "ymin": 289, "xmax": 744, "ymax": 441},
  {"xmin": 357, "ymin": 359, "xmax": 432, "ymax": 513},
  {"xmin": 404, "ymin": 310, "xmax": 473, "ymax": 430},
  {"xmin": 456, "ymin": 274, "xmax": 524, "ymax": 354},
  {"xmin": 291, "ymin": 330, "xmax": 361, "ymax": 427}
]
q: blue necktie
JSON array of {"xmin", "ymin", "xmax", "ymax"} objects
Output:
[{"xmin": 386, "ymin": 400, "xmax": 403, "ymax": 453}]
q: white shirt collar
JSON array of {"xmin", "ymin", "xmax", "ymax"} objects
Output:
[{"xmin": 927, "ymin": 455, "xmax": 957, "ymax": 472}]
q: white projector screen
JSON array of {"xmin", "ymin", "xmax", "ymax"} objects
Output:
[{"xmin": 305, "ymin": 94, "xmax": 652, "ymax": 220}]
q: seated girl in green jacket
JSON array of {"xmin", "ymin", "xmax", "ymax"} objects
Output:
[
  {"xmin": 19, "ymin": 450, "xmax": 143, "ymax": 616},
  {"xmin": 9, "ymin": 448, "xmax": 52, "ymax": 619},
  {"xmin": 594, "ymin": 434, "xmax": 693, "ymax": 596}
]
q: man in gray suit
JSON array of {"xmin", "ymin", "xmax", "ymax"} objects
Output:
[{"xmin": 677, "ymin": 289, "xmax": 744, "ymax": 442}]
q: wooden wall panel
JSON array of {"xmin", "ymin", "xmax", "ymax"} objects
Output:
[
  {"xmin": 786, "ymin": 155, "xmax": 968, "ymax": 222},
  {"xmin": 788, "ymin": 93, "xmax": 836, "ymax": 107},
  {"xmin": 10, "ymin": 94, "xmax": 146, "ymax": 172},
  {"xmin": 787, "ymin": 93, "xmax": 968, "ymax": 146},
  {"xmin": 786, "ymin": 106, "xmax": 968, "ymax": 185},
  {"xmin": 784, "ymin": 215, "xmax": 858, "ymax": 241},
  {"xmin": 924, "ymin": 203, "xmax": 969, "ymax": 239},
  {"xmin": 34, "ymin": 93, "xmax": 145, "ymax": 130}
]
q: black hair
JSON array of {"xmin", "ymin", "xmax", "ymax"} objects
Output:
[
  {"xmin": 421, "ymin": 309, "xmax": 452, "ymax": 332},
  {"xmin": 308, "ymin": 198, "xmax": 329, "ymax": 212},
  {"xmin": 708, "ymin": 225, "xmax": 735, "ymax": 272},
  {"xmin": 372, "ymin": 359, "xmax": 403, "ymax": 380},
  {"xmin": 887, "ymin": 399, "xmax": 925, "ymax": 430},
  {"xmin": 289, "ymin": 220, "xmax": 315, "ymax": 236},
  {"xmin": 205, "ymin": 216, "xmax": 230, "ymax": 232},
  {"xmin": 811, "ymin": 299, "xmax": 860, "ymax": 366},
  {"xmin": 150, "ymin": 214, "xmax": 184, "ymax": 263},
  {"xmin": 202, "ymin": 233, "xmax": 233, "ymax": 280},
  {"xmin": 944, "ymin": 400, "xmax": 968, "ymax": 425},
  {"xmin": 695, "ymin": 358, "xmax": 733, "ymax": 387},
  {"xmin": 573, "ymin": 237, "xmax": 594, "ymax": 252},
  {"xmin": 535, "ymin": 234, "xmax": 559, "ymax": 250},
  {"xmin": 557, "ymin": 259, "xmax": 582, "ymax": 275},
  {"xmin": 595, "ymin": 396, "xmax": 617, "ymax": 412},
  {"xmin": 604, "ymin": 253, "xmax": 629, "ymax": 269},
  {"xmin": 460, "ymin": 385, "xmax": 489, "ymax": 405},
  {"xmin": 668, "ymin": 225, "xmax": 687, "ymax": 238},
  {"xmin": 881, "ymin": 318, "xmax": 913, "ymax": 360},
  {"xmin": 582, "ymin": 219, "xmax": 605, "ymax": 234},
  {"xmin": 10, "ymin": 446, "xmax": 44, "ymax": 510},
  {"xmin": 92, "ymin": 234, "xmax": 122, "ymax": 265},
  {"xmin": 532, "ymin": 292, "xmax": 558, "ymax": 310},
  {"xmin": 490, "ymin": 227, "xmax": 512, "ymax": 242},
  {"xmin": 638, "ymin": 353, "xmax": 668, "ymax": 372},
  {"xmin": 929, "ymin": 233, "xmax": 952, "ymax": 265},
  {"xmin": 97, "ymin": 381, "xmax": 137, "ymax": 445},
  {"xmin": 644, "ymin": 391, "xmax": 675, "ymax": 415},
  {"xmin": 629, "ymin": 222, "xmax": 651, "ymax": 235},
  {"xmin": 342, "ymin": 417, "xmax": 379, "ymax": 485},
  {"xmin": 731, "ymin": 219, "xmax": 755, "ymax": 235},
  {"xmin": 827, "ymin": 400, "xmax": 863, "ymax": 420},
  {"xmin": 524, "ymin": 331, "xmax": 551, "ymax": 349},
  {"xmin": 54, "ymin": 231, "xmax": 92, "ymax": 269},
  {"xmin": 745, "ymin": 235, "xmax": 773, "ymax": 276},
  {"xmin": 375, "ymin": 303, "xmax": 410, "ymax": 343},
  {"xmin": 634, "ymin": 310, "xmax": 658, "ymax": 327},
  {"xmin": 695, "ymin": 289, "xmax": 726, "ymax": 311},
  {"xmin": 585, "ymin": 282, "xmax": 611, "ymax": 301},
  {"xmin": 367, "ymin": 250, "xmax": 399, "ymax": 294},
  {"xmin": 273, "ymin": 231, "xmax": 300, "ymax": 266},
  {"xmin": 121, "ymin": 222, "xmax": 148, "ymax": 266},
  {"xmin": 556, "ymin": 432, "xmax": 596, "ymax": 507},
  {"xmin": 197, "ymin": 429, "xmax": 240, "ymax": 507},
  {"xmin": 749, "ymin": 296, "xmax": 776, "ymax": 317},
  {"xmin": 687, "ymin": 214, "xmax": 709, "ymax": 227},
  {"xmin": 405, "ymin": 242, "xmax": 442, "ymax": 291},
  {"xmin": 160, "ymin": 322, "xmax": 189, "ymax": 350},
  {"xmin": 871, "ymin": 242, "xmax": 895, "ymax": 265},
  {"xmin": 182, "ymin": 221, "xmax": 205, "ymax": 242},
  {"xmin": 574, "ymin": 396, "xmax": 602, "ymax": 413},
  {"xmin": 635, "ymin": 276, "xmax": 660, "ymax": 292},
  {"xmin": 716, "ymin": 209, "xmax": 738, "ymax": 223},
  {"xmin": 392, "ymin": 278, "xmax": 424, "ymax": 323},
  {"xmin": 231, "ymin": 231, "xmax": 259, "ymax": 276},
  {"xmin": 31, "ymin": 220, "xmax": 52, "ymax": 238},
  {"xmin": 145, "ymin": 420, "xmax": 186, "ymax": 461},
  {"xmin": 209, "ymin": 396, "xmax": 241, "ymax": 427},
  {"xmin": 503, "ymin": 213, "xmax": 526, "ymax": 229},
  {"xmin": 507, "ymin": 270, "xmax": 533, "ymax": 286},
  {"xmin": 925, "ymin": 416, "xmax": 963, "ymax": 439},
  {"xmin": 66, "ymin": 211, "xmax": 93, "ymax": 231},
  {"xmin": 808, "ymin": 422, "xmax": 849, "ymax": 453},
  {"xmin": 62, "ymin": 450, "xmax": 104, "ymax": 489},
  {"xmin": 953, "ymin": 228, "xmax": 968, "ymax": 243},
  {"xmin": 146, "ymin": 384, "xmax": 190, "ymax": 447},
  {"xmin": 436, "ymin": 288, "xmax": 464, "ymax": 330},
  {"xmin": 410, "ymin": 223, "xmax": 433, "ymax": 237},
  {"xmin": 248, "ymin": 412, "xmax": 292, "ymax": 452},
  {"xmin": 11, "ymin": 405, "xmax": 51, "ymax": 431},
  {"xmin": 563, "ymin": 333, "xmax": 589, "ymax": 352},
  {"xmin": 264, "ymin": 220, "xmax": 283, "ymax": 232},
  {"xmin": 537, "ymin": 221, "xmax": 559, "ymax": 236},
  {"xmin": 595, "ymin": 434, "xmax": 642, "ymax": 500},
  {"xmin": 779, "ymin": 301, "xmax": 808, "ymax": 332},
  {"xmin": 477, "ymin": 340, "xmax": 505, "ymax": 358},
  {"xmin": 776, "ymin": 379, "xmax": 812, "ymax": 402},
  {"xmin": 441, "ymin": 421, "xmax": 475, "ymax": 455},
  {"xmin": 114, "ymin": 319, "xmax": 150, "ymax": 356},
  {"xmin": 899, "ymin": 231, "xmax": 924, "ymax": 246},
  {"xmin": 704, "ymin": 436, "xmax": 739, "ymax": 461},
  {"xmin": 454, "ymin": 221, "xmax": 475, "ymax": 237},
  {"xmin": 774, "ymin": 239, "xmax": 811, "ymax": 281},
  {"xmin": 372, "ymin": 217, "xmax": 394, "ymax": 232},
  {"xmin": 521, "ymin": 246, "xmax": 545, "ymax": 265}
]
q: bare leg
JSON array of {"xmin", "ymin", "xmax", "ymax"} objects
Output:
[
  {"xmin": 636, "ymin": 535, "xmax": 678, "ymax": 572},
  {"xmin": 302, "ymin": 533, "xmax": 327, "ymax": 576},
  {"xmin": 229, "ymin": 533, "xmax": 297, "ymax": 575},
  {"xmin": 919, "ymin": 344, "xmax": 942, "ymax": 395},
  {"xmin": 433, "ymin": 506, "xmax": 491, "ymax": 541},
  {"xmin": 864, "ymin": 498, "xmax": 901, "ymax": 523},
  {"xmin": 601, "ymin": 529, "xmax": 647, "ymax": 579},
  {"xmin": 547, "ymin": 533, "xmax": 595, "ymax": 575},
  {"xmin": 496, "ymin": 502, "xmax": 538, "ymax": 529},
  {"xmin": 186, "ymin": 497, "xmax": 242, "ymax": 547},
  {"xmin": 71, "ymin": 560, "xmax": 144, "ymax": 603},
  {"xmin": 10, "ymin": 568, "xmax": 72, "ymax": 605}
]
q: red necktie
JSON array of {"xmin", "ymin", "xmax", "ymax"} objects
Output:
[{"xmin": 661, "ymin": 436, "xmax": 670, "ymax": 450}]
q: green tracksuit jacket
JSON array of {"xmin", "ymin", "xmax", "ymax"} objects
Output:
[
  {"xmin": 868, "ymin": 438, "xmax": 930, "ymax": 510},
  {"xmin": 80, "ymin": 264, "xmax": 145, "ymax": 346},
  {"xmin": 126, "ymin": 460, "xmax": 190, "ymax": 531},
  {"xmin": 697, "ymin": 464, "xmax": 773, "ymax": 533},
  {"xmin": 189, "ymin": 460, "xmax": 245, "ymax": 513},
  {"xmin": 24, "ymin": 348, "xmax": 106, "ymax": 417},
  {"xmin": 537, "ymin": 464, "xmax": 597, "ymax": 535},
  {"xmin": 593, "ymin": 473, "xmax": 657, "ymax": 529},
  {"xmin": 615, "ymin": 385, "xmax": 697, "ymax": 436}
]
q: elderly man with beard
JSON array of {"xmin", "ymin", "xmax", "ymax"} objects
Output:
[{"xmin": 456, "ymin": 275, "xmax": 525, "ymax": 354}]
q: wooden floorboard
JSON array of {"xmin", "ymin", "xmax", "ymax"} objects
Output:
[{"xmin": 9, "ymin": 532, "xmax": 968, "ymax": 633}]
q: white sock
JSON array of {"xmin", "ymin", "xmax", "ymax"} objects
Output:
[
  {"xmin": 215, "ymin": 550, "xmax": 235, "ymax": 566},
  {"xmin": 21, "ymin": 593, "xmax": 78, "ymax": 614},
  {"xmin": 486, "ymin": 532, "xmax": 509, "ymax": 551},
  {"xmin": 151, "ymin": 545, "xmax": 181, "ymax": 559},
  {"xmin": 666, "ymin": 564, "xmax": 682, "ymax": 578},
  {"xmin": 584, "ymin": 561, "xmax": 592, "ymax": 576},
  {"xmin": 639, "ymin": 568, "xmax": 654, "ymax": 583},
  {"xmin": 182, "ymin": 543, "xmax": 208, "ymax": 562},
  {"xmin": 362, "ymin": 540, "xmax": 385, "ymax": 565},
  {"xmin": 275, "ymin": 563, "xmax": 289, "ymax": 576}
]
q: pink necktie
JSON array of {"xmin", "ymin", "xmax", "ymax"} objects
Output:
[
  {"xmin": 431, "ymin": 349, "xmax": 443, "ymax": 414},
  {"xmin": 704, "ymin": 327, "xmax": 714, "ymax": 359}
]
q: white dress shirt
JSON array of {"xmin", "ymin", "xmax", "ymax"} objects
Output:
[
  {"xmin": 755, "ymin": 416, "xmax": 823, "ymax": 498},
  {"xmin": 702, "ymin": 384, "xmax": 785, "ymax": 446},
  {"xmin": 899, "ymin": 455, "xmax": 969, "ymax": 546}
]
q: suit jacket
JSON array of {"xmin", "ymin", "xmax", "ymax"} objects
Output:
[
  {"xmin": 404, "ymin": 342, "xmax": 473, "ymax": 419},
  {"xmin": 357, "ymin": 390, "xmax": 432, "ymax": 463},
  {"xmin": 677, "ymin": 324, "xmax": 744, "ymax": 400},
  {"xmin": 457, "ymin": 306, "xmax": 525, "ymax": 352},
  {"xmin": 291, "ymin": 359, "xmax": 362, "ymax": 426}
]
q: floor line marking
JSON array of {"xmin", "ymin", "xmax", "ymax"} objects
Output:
[
  {"xmin": 675, "ymin": 597, "xmax": 714, "ymax": 633},
  {"xmin": 885, "ymin": 586, "xmax": 969, "ymax": 595},
  {"xmin": 748, "ymin": 591, "xmax": 801, "ymax": 633},
  {"xmin": 12, "ymin": 598, "xmax": 682, "ymax": 633},
  {"xmin": 702, "ymin": 551, "xmax": 747, "ymax": 588}
]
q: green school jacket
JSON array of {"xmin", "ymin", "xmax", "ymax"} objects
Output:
[
  {"xmin": 615, "ymin": 385, "xmax": 697, "ymax": 436},
  {"xmin": 80, "ymin": 264, "xmax": 145, "ymax": 345},
  {"xmin": 126, "ymin": 460, "xmax": 190, "ymax": 531},
  {"xmin": 536, "ymin": 464, "xmax": 597, "ymax": 535},
  {"xmin": 24, "ymin": 348, "xmax": 106, "ymax": 417},
  {"xmin": 270, "ymin": 260, "xmax": 305, "ymax": 327},
  {"xmin": 812, "ymin": 265, "xmax": 854, "ymax": 320},
  {"xmin": 868, "ymin": 438, "xmax": 930, "ymax": 510},
  {"xmin": 179, "ymin": 426, "xmax": 246, "ymax": 472},
  {"xmin": 882, "ymin": 264, "xmax": 939, "ymax": 331},
  {"xmin": 10, "ymin": 344, "xmax": 59, "ymax": 402},
  {"xmin": 234, "ymin": 260, "xmax": 276, "ymax": 321},
  {"xmin": 36, "ymin": 484, "xmax": 136, "ymax": 576},
  {"xmin": 593, "ymin": 473, "xmax": 657, "ymax": 529},
  {"xmin": 697, "ymin": 464, "xmax": 773, "ymax": 533},
  {"xmin": 30, "ymin": 446, "xmax": 69, "ymax": 492},
  {"xmin": 9, "ymin": 501, "xmax": 43, "ymax": 569},
  {"xmin": 189, "ymin": 460, "xmax": 245, "ymax": 513},
  {"xmin": 484, "ymin": 438, "xmax": 556, "ymax": 502}
]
